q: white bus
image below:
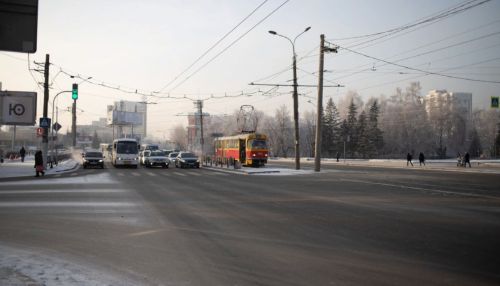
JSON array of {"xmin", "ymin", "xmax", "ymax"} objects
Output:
[{"xmin": 111, "ymin": 138, "xmax": 139, "ymax": 168}]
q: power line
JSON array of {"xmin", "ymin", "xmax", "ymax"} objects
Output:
[
  {"xmin": 156, "ymin": 0, "xmax": 269, "ymax": 93},
  {"xmin": 166, "ymin": 0, "xmax": 290, "ymax": 93},
  {"xmin": 337, "ymin": 45, "xmax": 500, "ymax": 84}
]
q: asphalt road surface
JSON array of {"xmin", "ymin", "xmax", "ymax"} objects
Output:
[{"xmin": 1, "ymin": 162, "xmax": 499, "ymax": 285}]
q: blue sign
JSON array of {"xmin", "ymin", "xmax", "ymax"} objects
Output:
[{"xmin": 39, "ymin": 117, "xmax": 51, "ymax": 128}]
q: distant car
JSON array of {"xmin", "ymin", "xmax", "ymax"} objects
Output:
[
  {"xmin": 144, "ymin": 150, "xmax": 169, "ymax": 168},
  {"xmin": 167, "ymin": 152, "xmax": 179, "ymax": 165},
  {"xmin": 175, "ymin": 151, "xmax": 200, "ymax": 168},
  {"xmin": 82, "ymin": 151, "xmax": 104, "ymax": 169},
  {"xmin": 140, "ymin": 150, "xmax": 151, "ymax": 166}
]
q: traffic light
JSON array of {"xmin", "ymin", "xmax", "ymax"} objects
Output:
[{"xmin": 72, "ymin": 83, "xmax": 78, "ymax": 100}]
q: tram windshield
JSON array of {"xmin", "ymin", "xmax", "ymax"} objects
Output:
[{"xmin": 249, "ymin": 140, "xmax": 267, "ymax": 149}]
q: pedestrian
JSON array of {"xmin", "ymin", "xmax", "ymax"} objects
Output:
[
  {"xmin": 34, "ymin": 150, "xmax": 45, "ymax": 177},
  {"xmin": 419, "ymin": 152, "xmax": 425, "ymax": 166},
  {"xmin": 336, "ymin": 152, "xmax": 340, "ymax": 162},
  {"xmin": 19, "ymin": 146, "xmax": 26, "ymax": 162},
  {"xmin": 464, "ymin": 152, "xmax": 471, "ymax": 168},
  {"xmin": 406, "ymin": 152, "xmax": 413, "ymax": 167}
]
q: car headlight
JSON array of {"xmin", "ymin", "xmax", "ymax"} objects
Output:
[{"xmin": 99, "ymin": 159, "xmax": 103, "ymax": 163}]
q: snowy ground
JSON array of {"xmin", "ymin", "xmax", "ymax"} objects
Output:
[
  {"xmin": 0, "ymin": 244, "xmax": 138, "ymax": 286},
  {"xmin": 0, "ymin": 156, "xmax": 79, "ymax": 179}
]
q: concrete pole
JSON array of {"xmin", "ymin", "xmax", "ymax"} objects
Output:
[
  {"xmin": 72, "ymin": 100, "xmax": 76, "ymax": 147},
  {"xmin": 292, "ymin": 49, "xmax": 301, "ymax": 170},
  {"xmin": 314, "ymin": 35, "xmax": 325, "ymax": 172},
  {"xmin": 42, "ymin": 54, "xmax": 50, "ymax": 168}
]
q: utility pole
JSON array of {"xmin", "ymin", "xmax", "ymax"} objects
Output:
[
  {"xmin": 42, "ymin": 54, "xmax": 50, "ymax": 168},
  {"xmin": 314, "ymin": 34, "xmax": 338, "ymax": 172},
  {"xmin": 195, "ymin": 100, "xmax": 204, "ymax": 157}
]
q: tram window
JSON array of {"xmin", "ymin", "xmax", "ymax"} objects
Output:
[{"xmin": 249, "ymin": 140, "xmax": 267, "ymax": 149}]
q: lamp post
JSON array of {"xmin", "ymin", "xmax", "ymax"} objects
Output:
[
  {"xmin": 50, "ymin": 90, "xmax": 71, "ymax": 166},
  {"xmin": 269, "ymin": 26, "xmax": 311, "ymax": 170}
]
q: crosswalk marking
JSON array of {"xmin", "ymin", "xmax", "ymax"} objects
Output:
[
  {"xmin": 117, "ymin": 172, "xmax": 125, "ymax": 177},
  {"xmin": 172, "ymin": 172, "xmax": 186, "ymax": 177},
  {"xmin": 131, "ymin": 172, "xmax": 141, "ymax": 177},
  {"xmin": 187, "ymin": 172, "xmax": 201, "ymax": 176},
  {"xmin": 146, "ymin": 172, "xmax": 157, "ymax": 177}
]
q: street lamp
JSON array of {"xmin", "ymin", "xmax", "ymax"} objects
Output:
[{"xmin": 268, "ymin": 26, "xmax": 311, "ymax": 170}]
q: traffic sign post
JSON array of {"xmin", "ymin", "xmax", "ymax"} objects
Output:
[{"xmin": 39, "ymin": 117, "xmax": 51, "ymax": 128}]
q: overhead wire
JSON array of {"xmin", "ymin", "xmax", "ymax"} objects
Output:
[
  {"xmin": 165, "ymin": 0, "xmax": 291, "ymax": 94},
  {"xmin": 156, "ymin": 0, "xmax": 269, "ymax": 93}
]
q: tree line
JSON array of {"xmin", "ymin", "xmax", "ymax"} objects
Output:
[{"xmin": 171, "ymin": 81, "xmax": 500, "ymax": 159}]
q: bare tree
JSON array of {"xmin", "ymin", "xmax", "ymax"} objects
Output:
[
  {"xmin": 262, "ymin": 105, "xmax": 293, "ymax": 157},
  {"xmin": 170, "ymin": 124, "xmax": 187, "ymax": 151}
]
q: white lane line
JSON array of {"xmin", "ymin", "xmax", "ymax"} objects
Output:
[
  {"xmin": 0, "ymin": 189, "xmax": 123, "ymax": 195},
  {"xmin": 146, "ymin": 172, "xmax": 157, "ymax": 177},
  {"xmin": 117, "ymin": 172, "xmax": 125, "ymax": 177},
  {"xmin": 341, "ymin": 178, "xmax": 500, "ymax": 200},
  {"xmin": 186, "ymin": 172, "xmax": 201, "ymax": 177},
  {"xmin": 172, "ymin": 172, "xmax": 186, "ymax": 177},
  {"xmin": 131, "ymin": 172, "xmax": 141, "ymax": 177},
  {"xmin": 0, "ymin": 202, "xmax": 135, "ymax": 208}
]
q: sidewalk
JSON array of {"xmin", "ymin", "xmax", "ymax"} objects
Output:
[
  {"xmin": 273, "ymin": 158, "xmax": 500, "ymax": 174},
  {"xmin": 0, "ymin": 155, "xmax": 79, "ymax": 179}
]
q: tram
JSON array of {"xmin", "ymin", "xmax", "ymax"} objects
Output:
[{"xmin": 214, "ymin": 133, "xmax": 268, "ymax": 167}]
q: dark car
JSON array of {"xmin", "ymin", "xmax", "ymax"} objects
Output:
[
  {"xmin": 82, "ymin": 151, "xmax": 104, "ymax": 169},
  {"xmin": 175, "ymin": 152, "xmax": 200, "ymax": 168}
]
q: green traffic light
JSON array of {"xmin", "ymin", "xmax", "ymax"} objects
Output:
[{"xmin": 72, "ymin": 83, "xmax": 78, "ymax": 100}]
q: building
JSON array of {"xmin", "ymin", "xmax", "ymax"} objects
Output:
[
  {"xmin": 425, "ymin": 90, "xmax": 472, "ymax": 123},
  {"xmin": 107, "ymin": 100, "xmax": 147, "ymax": 141}
]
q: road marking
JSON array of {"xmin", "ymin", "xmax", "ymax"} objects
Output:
[
  {"xmin": 187, "ymin": 172, "xmax": 201, "ymax": 176},
  {"xmin": 146, "ymin": 172, "xmax": 157, "ymax": 177},
  {"xmin": 340, "ymin": 178, "xmax": 500, "ymax": 200},
  {"xmin": 0, "ymin": 202, "xmax": 135, "ymax": 208},
  {"xmin": 172, "ymin": 172, "xmax": 186, "ymax": 177},
  {"xmin": 117, "ymin": 172, "xmax": 125, "ymax": 177},
  {"xmin": 54, "ymin": 174, "xmax": 61, "ymax": 178},
  {"xmin": 70, "ymin": 172, "xmax": 77, "ymax": 176},
  {"xmin": 131, "ymin": 172, "xmax": 141, "ymax": 177}
]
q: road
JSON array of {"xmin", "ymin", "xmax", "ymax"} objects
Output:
[{"xmin": 1, "ymin": 161, "xmax": 499, "ymax": 285}]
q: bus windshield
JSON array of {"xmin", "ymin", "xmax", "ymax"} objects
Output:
[
  {"xmin": 117, "ymin": 142, "xmax": 138, "ymax": 154},
  {"xmin": 249, "ymin": 140, "xmax": 267, "ymax": 149}
]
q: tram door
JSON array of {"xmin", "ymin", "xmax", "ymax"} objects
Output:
[{"xmin": 239, "ymin": 139, "xmax": 246, "ymax": 164}]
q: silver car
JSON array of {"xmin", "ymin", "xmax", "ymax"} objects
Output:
[
  {"xmin": 144, "ymin": 150, "xmax": 169, "ymax": 168},
  {"xmin": 167, "ymin": 152, "xmax": 179, "ymax": 166}
]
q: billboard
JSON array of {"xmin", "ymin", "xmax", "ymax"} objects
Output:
[
  {"xmin": 107, "ymin": 110, "xmax": 143, "ymax": 126},
  {"xmin": 0, "ymin": 91, "xmax": 37, "ymax": 125},
  {"xmin": 0, "ymin": 0, "xmax": 38, "ymax": 53}
]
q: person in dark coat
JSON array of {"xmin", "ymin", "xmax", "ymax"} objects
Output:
[
  {"xmin": 419, "ymin": 152, "xmax": 425, "ymax": 166},
  {"xmin": 34, "ymin": 150, "xmax": 44, "ymax": 177},
  {"xmin": 336, "ymin": 152, "xmax": 340, "ymax": 162},
  {"xmin": 19, "ymin": 146, "xmax": 26, "ymax": 162},
  {"xmin": 406, "ymin": 153, "xmax": 413, "ymax": 166},
  {"xmin": 464, "ymin": 152, "xmax": 471, "ymax": 168}
]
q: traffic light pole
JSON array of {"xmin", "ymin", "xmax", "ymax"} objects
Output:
[{"xmin": 72, "ymin": 99, "xmax": 77, "ymax": 147}]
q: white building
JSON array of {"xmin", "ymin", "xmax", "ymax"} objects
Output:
[{"xmin": 425, "ymin": 90, "xmax": 472, "ymax": 123}]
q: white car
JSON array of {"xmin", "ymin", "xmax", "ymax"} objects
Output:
[
  {"xmin": 140, "ymin": 150, "xmax": 150, "ymax": 166},
  {"xmin": 167, "ymin": 152, "xmax": 179, "ymax": 166},
  {"xmin": 144, "ymin": 150, "xmax": 169, "ymax": 168}
]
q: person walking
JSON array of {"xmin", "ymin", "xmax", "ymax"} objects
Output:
[
  {"xmin": 406, "ymin": 153, "xmax": 413, "ymax": 167},
  {"xmin": 419, "ymin": 152, "xmax": 425, "ymax": 166},
  {"xmin": 34, "ymin": 150, "xmax": 45, "ymax": 177},
  {"xmin": 464, "ymin": 152, "xmax": 471, "ymax": 168},
  {"xmin": 19, "ymin": 146, "xmax": 26, "ymax": 163},
  {"xmin": 336, "ymin": 152, "xmax": 340, "ymax": 162}
]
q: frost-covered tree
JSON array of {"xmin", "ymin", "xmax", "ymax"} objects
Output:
[{"xmin": 322, "ymin": 98, "xmax": 341, "ymax": 157}]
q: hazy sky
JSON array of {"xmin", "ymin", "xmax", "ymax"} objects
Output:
[{"xmin": 1, "ymin": 0, "xmax": 499, "ymax": 139}]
